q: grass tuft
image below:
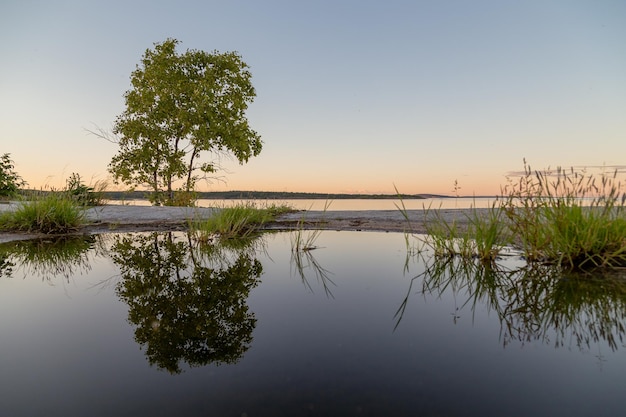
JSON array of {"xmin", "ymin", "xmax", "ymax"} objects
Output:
[
  {"xmin": 400, "ymin": 161, "xmax": 626, "ymax": 270},
  {"xmin": 501, "ymin": 161, "xmax": 626, "ymax": 269},
  {"xmin": 190, "ymin": 202, "xmax": 293, "ymax": 240},
  {"xmin": 0, "ymin": 192, "xmax": 85, "ymax": 233}
]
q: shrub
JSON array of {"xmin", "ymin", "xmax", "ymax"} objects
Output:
[
  {"xmin": 65, "ymin": 173, "xmax": 107, "ymax": 206},
  {"xmin": 0, "ymin": 153, "xmax": 26, "ymax": 199},
  {"xmin": 165, "ymin": 191, "xmax": 197, "ymax": 207}
]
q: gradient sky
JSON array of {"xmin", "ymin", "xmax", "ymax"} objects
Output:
[{"xmin": 1, "ymin": 0, "xmax": 625, "ymax": 196}]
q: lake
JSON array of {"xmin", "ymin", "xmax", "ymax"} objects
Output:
[
  {"xmin": 108, "ymin": 197, "xmax": 497, "ymax": 210},
  {"xmin": 0, "ymin": 230, "xmax": 624, "ymax": 416}
]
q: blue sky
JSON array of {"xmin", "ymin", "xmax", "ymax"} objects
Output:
[{"xmin": 1, "ymin": 0, "xmax": 625, "ymax": 195}]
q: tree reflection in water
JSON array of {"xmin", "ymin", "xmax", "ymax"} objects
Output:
[
  {"xmin": 397, "ymin": 256, "xmax": 626, "ymax": 352},
  {"xmin": 109, "ymin": 232, "xmax": 263, "ymax": 374}
]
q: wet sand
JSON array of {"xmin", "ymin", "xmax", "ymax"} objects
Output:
[
  {"xmin": 269, "ymin": 208, "xmax": 478, "ymax": 233},
  {"xmin": 0, "ymin": 204, "xmax": 481, "ymax": 243}
]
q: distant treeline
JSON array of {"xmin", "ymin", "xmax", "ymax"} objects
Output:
[{"xmin": 97, "ymin": 190, "xmax": 442, "ymax": 200}]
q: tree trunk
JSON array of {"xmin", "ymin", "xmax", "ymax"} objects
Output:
[
  {"xmin": 186, "ymin": 148, "xmax": 197, "ymax": 193},
  {"xmin": 153, "ymin": 170, "xmax": 158, "ymax": 194},
  {"xmin": 168, "ymin": 137, "xmax": 181, "ymax": 202}
]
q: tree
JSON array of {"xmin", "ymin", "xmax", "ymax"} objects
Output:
[
  {"xmin": 108, "ymin": 38, "xmax": 262, "ymax": 205},
  {"xmin": 0, "ymin": 153, "xmax": 26, "ymax": 198}
]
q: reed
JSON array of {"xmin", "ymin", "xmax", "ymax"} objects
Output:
[
  {"xmin": 422, "ymin": 205, "xmax": 473, "ymax": 258},
  {"xmin": 466, "ymin": 203, "xmax": 510, "ymax": 262},
  {"xmin": 291, "ymin": 200, "xmax": 331, "ymax": 252},
  {"xmin": 399, "ymin": 198, "xmax": 509, "ymax": 262},
  {"xmin": 501, "ymin": 161, "xmax": 626, "ymax": 269},
  {"xmin": 401, "ymin": 161, "xmax": 626, "ymax": 270}
]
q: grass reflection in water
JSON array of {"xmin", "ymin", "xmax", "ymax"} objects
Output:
[
  {"xmin": 0, "ymin": 235, "xmax": 105, "ymax": 280},
  {"xmin": 1, "ymin": 230, "xmax": 625, "ymax": 415},
  {"xmin": 396, "ymin": 253, "xmax": 626, "ymax": 352}
]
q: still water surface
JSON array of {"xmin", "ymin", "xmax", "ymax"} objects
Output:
[
  {"xmin": 0, "ymin": 231, "xmax": 624, "ymax": 416},
  {"xmin": 108, "ymin": 197, "xmax": 496, "ymax": 210}
]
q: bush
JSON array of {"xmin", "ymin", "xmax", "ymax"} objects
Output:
[
  {"xmin": 65, "ymin": 173, "xmax": 107, "ymax": 206},
  {"xmin": 165, "ymin": 191, "xmax": 197, "ymax": 207},
  {"xmin": 0, "ymin": 153, "xmax": 26, "ymax": 199}
]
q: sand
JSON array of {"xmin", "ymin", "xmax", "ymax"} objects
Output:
[{"xmin": 0, "ymin": 203, "xmax": 480, "ymax": 243}]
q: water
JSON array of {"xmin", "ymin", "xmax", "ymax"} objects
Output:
[
  {"xmin": 107, "ymin": 197, "xmax": 497, "ymax": 210},
  {"xmin": 0, "ymin": 231, "xmax": 624, "ymax": 416}
]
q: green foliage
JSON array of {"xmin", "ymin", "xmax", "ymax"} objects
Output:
[
  {"xmin": 467, "ymin": 205, "xmax": 510, "ymax": 261},
  {"xmin": 65, "ymin": 173, "xmax": 107, "ymax": 206},
  {"xmin": 417, "ymin": 203, "xmax": 510, "ymax": 262},
  {"xmin": 0, "ymin": 192, "xmax": 85, "ymax": 233},
  {"xmin": 501, "ymin": 161, "xmax": 626, "ymax": 269},
  {"xmin": 0, "ymin": 153, "xmax": 26, "ymax": 198},
  {"xmin": 166, "ymin": 190, "xmax": 197, "ymax": 207},
  {"xmin": 402, "ymin": 161, "xmax": 626, "ymax": 270},
  {"xmin": 190, "ymin": 202, "xmax": 293, "ymax": 240},
  {"xmin": 108, "ymin": 38, "xmax": 262, "ymax": 205},
  {"xmin": 420, "ymin": 206, "xmax": 472, "ymax": 258}
]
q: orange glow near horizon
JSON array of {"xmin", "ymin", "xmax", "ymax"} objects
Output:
[
  {"xmin": 19, "ymin": 171, "xmax": 504, "ymax": 197},
  {"xmin": 15, "ymin": 155, "xmax": 624, "ymax": 199}
]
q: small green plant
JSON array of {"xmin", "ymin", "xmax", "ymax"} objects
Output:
[
  {"xmin": 421, "ymin": 204, "xmax": 473, "ymax": 258},
  {"xmin": 465, "ymin": 203, "xmax": 510, "ymax": 262},
  {"xmin": 0, "ymin": 192, "xmax": 85, "ymax": 233},
  {"xmin": 0, "ymin": 153, "xmax": 26, "ymax": 199},
  {"xmin": 291, "ymin": 200, "xmax": 331, "ymax": 252},
  {"xmin": 65, "ymin": 173, "xmax": 108, "ymax": 206},
  {"xmin": 395, "ymin": 185, "xmax": 474, "ymax": 258},
  {"xmin": 190, "ymin": 202, "xmax": 293, "ymax": 240},
  {"xmin": 165, "ymin": 190, "xmax": 197, "ymax": 207}
]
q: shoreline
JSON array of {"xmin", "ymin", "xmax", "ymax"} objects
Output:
[{"xmin": 0, "ymin": 204, "xmax": 480, "ymax": 243}]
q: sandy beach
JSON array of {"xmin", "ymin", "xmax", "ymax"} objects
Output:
[{"xmin": 0, "ymin": 204, "xmax": 480, "ymax": 243}]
